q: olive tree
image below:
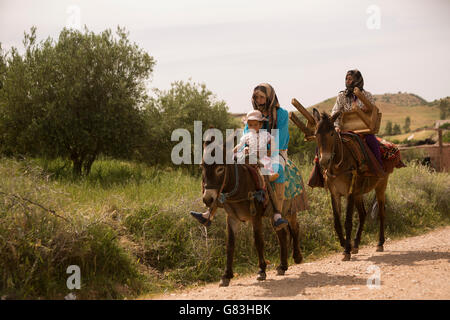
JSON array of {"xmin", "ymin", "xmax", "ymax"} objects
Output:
[{"xmin": 0, "ymin": 26, "xmax": 155, "ymax": 175}]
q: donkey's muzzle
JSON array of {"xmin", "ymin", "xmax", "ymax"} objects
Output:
[
  {"xmin": 319, "ymin": 152, "xmax": 333, "ymax": 168},
  {"xmin": 203, "ymin": 189, "xmax": 218, "ymax": 207}
]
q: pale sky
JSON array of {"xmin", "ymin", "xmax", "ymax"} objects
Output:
[{"xmin": 1, "ymin": 0, "xmax": 449, "ymax": 113}]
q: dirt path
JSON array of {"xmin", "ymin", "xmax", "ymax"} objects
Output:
[{"xmin": 152, "ymin": 226, "xmax": 450, "ymax": 300}]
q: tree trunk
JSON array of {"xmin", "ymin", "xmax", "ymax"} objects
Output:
[
  {"xmin": 83, "ymin": 153, "xmax": 97, "ymax": 176},
  {"xmin": 72, "ymin": 158, "xmax": 82, "ymax": 176}
]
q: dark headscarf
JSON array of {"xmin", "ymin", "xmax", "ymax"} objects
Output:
[
  {"xmin": 252, "ymin": 83, "xmax": 280, "ymax": 132},
  {"xmin": 343, "ymin": 69, "xmax": 364, "ymax": 98}
]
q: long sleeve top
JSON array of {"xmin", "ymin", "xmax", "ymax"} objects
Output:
[{"xmin": 243, "ymin": 107, "xmax": 290, "ymax": 155}]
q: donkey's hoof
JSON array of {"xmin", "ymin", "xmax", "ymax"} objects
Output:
[
  {"xmin": 351, "ymin": 247, "xmax": 359, "ymax": 254},
  {"xmin": 294, "ymin": 253, "xmax": 303, "ymax": 264},
  {"xmin": 276, "ymin": 268, "xmax": 286, "ymax": 276},
  {"xmin": 342, "ymin": 253, "xmax": 351, "ymax": 261},
  {"xmin": 256, "ymin": 271, "xmax": 266, "ymax": 281},
  {"xmin": 376, "ymin": 245, "xmax": 384, "ymax": 252},
  {"xmin": 219, "ymin": 278, "xmax": 230, "ymax": 287},
  {"xmin": 276, "ymin": 266, "xmax": 287, "ymax": 275}
]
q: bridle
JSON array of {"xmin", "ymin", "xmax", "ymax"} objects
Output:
[
  {"xmin": 316, "ymin": 119, "xmax": 359, "ymax": 194},
  {"xmin": 318, "ymin": 127, "xmax": 344, "ymax": 178},
  {"xmin": 203, "ymin": 160, "xmax": 265, "ymax": 211},
  {"xmin": 203, "ymin": 162, "xmax": 240, "ymax": 204}
]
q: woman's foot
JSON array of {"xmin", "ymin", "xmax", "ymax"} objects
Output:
[
  {"xmin": 190, "ymin": 211, "xmax": 211, "ymax": 227},
  {"xmin": 273, "ymin": 214, "xmax": 288, "ymax": 231}
]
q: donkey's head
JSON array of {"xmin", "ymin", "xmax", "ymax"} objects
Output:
[
  {"xmin": 201, "ymin": 132, "xmax": 229, "ymax": 207},
  {"xmin": 312, "ymin": 108, "xmax": 341, "ymax": 168}
]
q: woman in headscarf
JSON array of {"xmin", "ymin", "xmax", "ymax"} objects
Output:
[
  {"xmin": 246, "ymin": 83, "xmax": 290, "ymax": 230},
  {"xmin": 331, "ymin": 70, "xmax": 384, "ymax": 169},
  {"xmin": 190, "ymin": 83, "xmax": 290, "ymax": 231}
]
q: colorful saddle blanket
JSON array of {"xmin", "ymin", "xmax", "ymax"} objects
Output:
[{"xmin": 377, "ymin": 137, "xmax": 400, "ymax": 161}]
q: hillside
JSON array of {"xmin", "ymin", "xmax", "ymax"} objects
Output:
[
  {"xmin": 308, "ymin": 92, "xmax": 443, "ymax": 133},
  {"xmin": 231, "ymin": 93, "xmax": 446, "ymax": 133}
]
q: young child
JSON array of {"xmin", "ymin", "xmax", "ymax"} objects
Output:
[{"xmin": 233, "ymin": 110, "xmax": 279, "ymax": 182}]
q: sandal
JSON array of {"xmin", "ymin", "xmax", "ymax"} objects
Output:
[
  {"xmin": 273, "ymin": 217, "xmax": 288, "ymax": 231},
  {"xmin": 190, "ymin": 211, "xmax": 211, "ymax": 227}
]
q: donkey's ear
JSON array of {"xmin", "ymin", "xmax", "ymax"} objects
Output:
[
  {"xmin": 330, "ymin": 111, "xmax": 342, "ymax": 124},
  {"xmin": 312, "ymin": 108, "xmax": 321, "ymax": 122}
]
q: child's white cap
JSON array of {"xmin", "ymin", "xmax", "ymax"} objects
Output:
[{"xmin": 246, "ymin": 110, "xmax": 265, "ymax": 122}]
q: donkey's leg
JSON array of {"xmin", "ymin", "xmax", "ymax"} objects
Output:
[
  {"xmin": 352, "ymin": 196, "xmax": 367, "ymax": 254},
  {"xmin": 286, "ymin": 208, "xmax": 303, "ymax": 264},
  {"xmin": 331, "ymin": 195, "xmax": 345, "ymax": 248},
  {"xmin": 220, "ymin": 215, "xmax": 239, "ymax": 287},
  {"xmin": 375, "ymin": 178, "xmax": 389, "ymax": 252},
  {"xmin": 275, "ymin": 227, "xmax": 289, "ymax": 275},
  {"xmin": 343, "ymin": 194, "xmax": 355, "ymax": 261},
  {"xmin": 252, "ymin": 216, "xmax": 267, "ymax": 281}
]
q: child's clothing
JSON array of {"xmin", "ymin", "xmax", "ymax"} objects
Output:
[{"xmin": 235, "ymin": 130, "xmax": 276, "ymax": 176}]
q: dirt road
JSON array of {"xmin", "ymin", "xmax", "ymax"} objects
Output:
[{"xmin": 153, "ymin": 226, "xmax": 450, "ymax": 300}]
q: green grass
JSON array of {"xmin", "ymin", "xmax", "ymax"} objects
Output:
[
  {"xmin": 0, "ymin": 156, "xmax": 449, "ymax": 299},
  {"xmin": 384, "ymin": 130, "xmax": 437, "ymax": 143}
]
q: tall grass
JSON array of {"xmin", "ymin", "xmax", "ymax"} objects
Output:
[{"xmin": 0, "ymin": 156, "xmax": 448, "ymax": 299}]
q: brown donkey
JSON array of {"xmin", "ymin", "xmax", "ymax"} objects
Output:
[
  {"xmin": 201, "ymin": 138, "xmax": 303, "ymax": 286},
  {"xmin": 311, "ymin": 109, "xmax": 397, "ymax": 261}
]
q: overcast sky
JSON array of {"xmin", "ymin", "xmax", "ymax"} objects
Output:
[{"xmin": 1, "ymin": 0, "xmax": 449, "ymax": 113}]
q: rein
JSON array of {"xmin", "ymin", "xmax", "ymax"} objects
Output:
[
  {"xmin": 218, "ymin": 163, "xmax": 240, "ymax": 204},
  {"xmin": 319, "ymin": 129, "xmax": 358, "ymax": 194},
  {"xmin": 320, "ymin": 130, "xmax": 340, "ymax": 177},
  {"xmin": 212, "ymin": 162, "xmax": 265, "ymax": 218},
  {"xmin": 320, "ymin": 130, "xmax": 351, "ymax": 179}
]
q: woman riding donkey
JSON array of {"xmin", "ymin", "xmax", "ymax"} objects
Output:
[
  {"xmin": 190, "ymin": 83, "xmax": 290, "ymax": 231},
  {"xmin": 331, "ymin": 69, "xmax": 384, "ymax": 174}
]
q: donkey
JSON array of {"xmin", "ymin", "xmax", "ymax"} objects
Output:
[
  {"xmin": 312, "ymin": 109, "xmax": 396, "ymax": 261},
  {"xmin": 201, "ymin": 138, "xmax": 303, "ymax": 286}
]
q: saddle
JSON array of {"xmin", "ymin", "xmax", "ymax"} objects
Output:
[
  {"xmin": 242, "ymin": 163, "xmax": 270, "ymax": 209},
  {"xmin": 377, "ymin": 137, "xmax": 406, "ymax": 173},
  {"xmin": 341, "ymin": 132, "xmax": 385, "ymax": 177},
  {"xmin": 308, "ymin": 133, "xmax": 385, "ymax": 189}
]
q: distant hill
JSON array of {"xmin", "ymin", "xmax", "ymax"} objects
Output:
[
  {"xmin": 230, "ymin": 93, "xmax": 448, "ymax": 133},
  {"xmin": 375, "ymin": 92, "xmax": 428, "ymax": 106},
  {"xmin": 307, "ymin": 92, "xmax": 443, "ymax": 133}
]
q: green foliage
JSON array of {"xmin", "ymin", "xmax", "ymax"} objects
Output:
[
  {"xmin": 384, "ymin": 120, "xmax": 393, "ymax": 136},
  {"xmin": 139, "ymin": 80, "xmax": 237, "ymax": 168},
  {"xmin": 392, "ymin": 123, "xmax": 402, "ymax": 135},
  {"xmin": 439, "ymin": 99, "xmax": 450, "ymax": 119},
  {"xmin": 443, "ymin": 131, "xmax": 450, "ymax": 143},
  {"xmin": 0, "ymin": 159, "xmax": 145, "ymax": 299},
  {"xmin": 288, "ymin": 121, "xmax": 315, "ymax": 162},
  {"xmin": 403, "ymin": 116, "xmax": 411, "ymax": 133},
  {"xmin": 0, "ymin": 26, "xmax": 155, "ymax": 176},
  {"xmin": 1, "ymin": 157, "xmax": 449, "ymax": 299}
]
